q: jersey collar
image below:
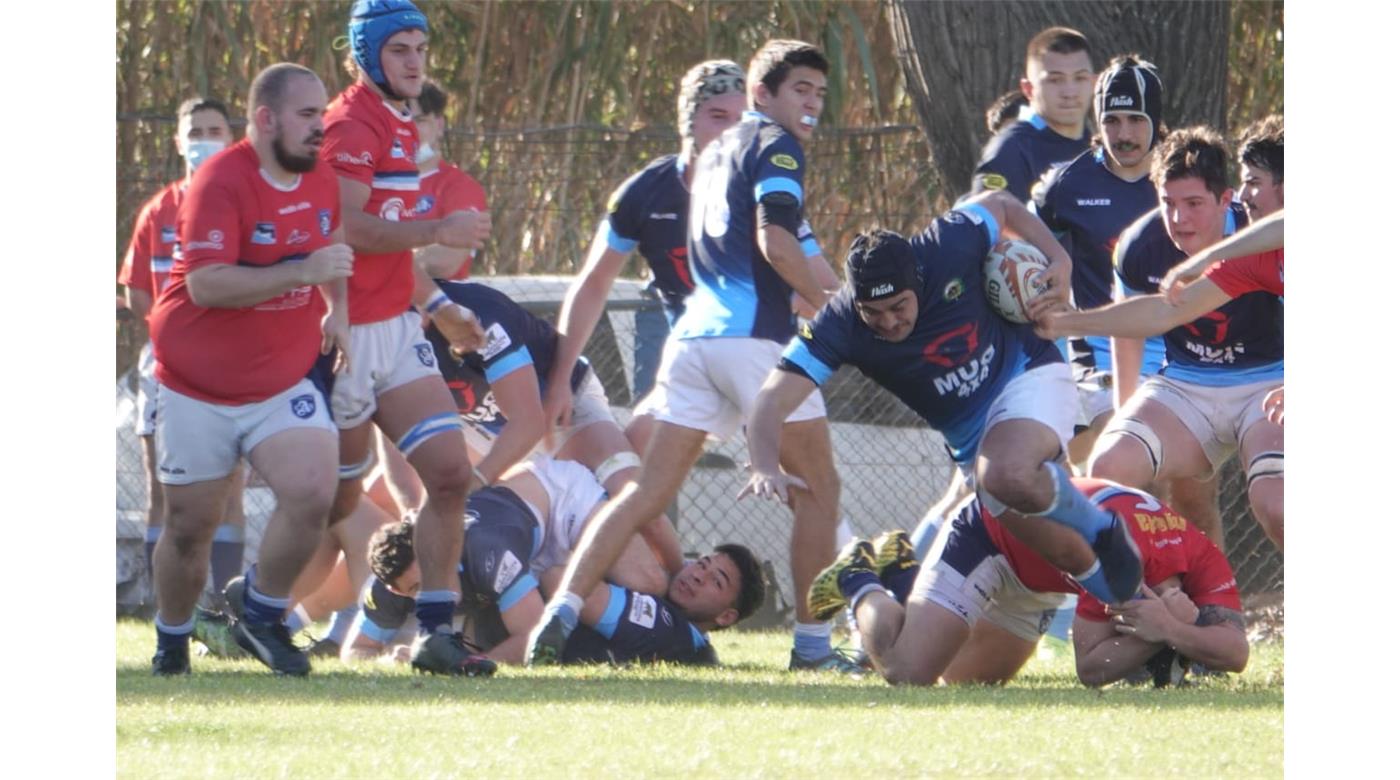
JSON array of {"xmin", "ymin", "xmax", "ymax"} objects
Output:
[{"xmin": 1018, "ymin": 104, "xmax": 1048, "ymax": 131}]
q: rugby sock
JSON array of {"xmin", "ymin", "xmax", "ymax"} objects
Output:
[
  {"xmin": 284, "ymin": 604, "xmax": 312, "ymax": 634},
  {"xmin": 792, "ymin": 621, "xmax": 833, "ymax": 661},
  {"xmin": 144, "ymin": 526, "xmax": 162, "ymax": 579},
  {"xmin": 323, "ymin": 604, "xmax": 359, "ymax": 645},
  {"xmin": 155, "ymin": 614, "xmax": 194, "ymax": 652},
  {"xmin": 837, "ymin": 568, "xmax": 884, "ymax": 609},
  {"xmin": 1032, "ymin": 462, "xmax": 1115, "ymax": 543},
  {"xmin": 1072, "ymin": 560, "xmax": 1119, "ymax": 605},
  {"xmin": 415, "ymin": 590, "xmax": 458, "ymax": 636},
  {"xmin": 909, "ymin": 515, "xmax": 942, "ymax": 561},
  {"xmin": 209, "ymin": 524, "xmax": 245, "ymax": 594},
  {"xmin": 243, "ymin": 581, "xmax": 291, "ymax": 627},
  {"xmin": 1046, "ymin": 599, "xmax": 1075, "ymax": 642},
  {"xmin": 543, "ymin": 592, "xmax": 585, "ymax": 636},
  {"xmin": 881, "ymin": 566, "xmax": 919, "ymax": 606}
]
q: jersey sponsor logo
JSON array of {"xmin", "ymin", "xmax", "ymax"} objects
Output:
[
  {"xmin": 945, "ymin": 211, "xmax": 967, "ymax": 225},
  {"xmin": 365, "ymin": 590, "xmax": 377, "ymax": 610},
  {"xmin": 479, "ymin": 323, "xmax": 512, "ymax": 361},
  {"xmin": 318, "ymin": 209, "xmax": 333, "ymax": 237},
  {"xmin": 1209, "ymin": 578, "xmax": 1238, "ymax": 593},
  {"xmin": 771, "ymin": 153, "xmax": 800, "ymax": 171},
  {"xmin": 278, "ymin": 201, "xmax": 311, "ymax": 215},
  {"xmin": 395, "ymin": 127, "xmax": 414, "ymax": 137},
  {"xmin": 921, "ymin": 322, "xmax": 980, "ymax": 368},
  {"xmin": 1152, "ymin": 536, "xmax": 1183, "ymax": 549},
  {"xmin": 978, "ymin": 173, "xmax": 1008, "ymax": 191},
  {"xmin": 414, "ymin": 343, "xmax": 435, "ymax": 367},
  {"xmin": 1183, "ymin": 311, "xmax": 1230, "ymax": 345},
  {"xmin": 1076, "ymin": 198, "xmax": 1112, "ymax": 206},
  {"xmin": 667, "ymin": 246, "xmax": 694, "ymax": 290},
  {"xmin": 415, "ymin": 195, "xmax": 436, "ymax": 215},
  {"xmin": 290, "ymin": 394, "xmax": 317, "ymax": 419},
  {"xmin": 286, "ymin": 229, "xmax": 311, "ymax": 246},
  {"xmin": 492, "ymin": 550, "xmax": 523, "ymax": 594},
  {"xmin": 628, "ymin": 594, "xmax": 658, "ymax": 629},
  {"xmin": 931, "ymin": 343, "xmax": 997, "ymax": 399},
  {"xmin": 389, "ymin": 139, "xmax": 406, "ymax": 159},
  {"xmin": 186, "ymin": 229, "xmax": 225, "ymax": 251},
  {"xmin": 1134, "ymin": 511, "xmax": 1187, "ymax": 534},
  {"xmin": 160, "ymin": 226, "xmax": 177, "ymax": 243},
  {"xmin": 335, "ymin": 151, "xmax": 374, "ymax": 167},
  {"xmin": 379, "ymin": 197, "xmax": 407, "ymax": 221},
  {"xmin": 648, "ymin": 212, "xmax": 678, "ymax": 220},
  {"xmin": 799, "ymin": 321, "xmax": 814, "ymax": 340},
  {"xmin": 943, "ymin": 278, "xmax": 965, "ymax": 302},
  {"xmin": 252, "ymin": 222, "xmax": 277, "ymax": 245}
]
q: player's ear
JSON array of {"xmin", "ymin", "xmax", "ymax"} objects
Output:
[
  {"xmin": 1019, "ymin": 77, "xmax": 1035, "ymax": 102},
  {"xmin": 751, "ymin": 81, "xmax": 772, "ymax": 110},
  {"xmin": 253, "ymin": 104, "xmax": 276, "ymax": 134},
  {"xmin": 714, "ymin": 606, "xmax": 739, "ymax": 629},
  {"xmin": 1218, "ymin": 187, "xmax": 1236, "ymax": 208}
]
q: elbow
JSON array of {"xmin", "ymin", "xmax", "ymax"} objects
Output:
[
  {"xmin": 185, "ymin": 279, "xmax": 217, "ymax": 308},
  {"xmin": 1075, "ymin": 659, "xmax": 1114, "ymax": 688}
]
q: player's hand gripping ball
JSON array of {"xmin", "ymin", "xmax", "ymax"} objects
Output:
[{"xmin": 983, "ymin": 239, "xmax": 1051, "ymax": 324}]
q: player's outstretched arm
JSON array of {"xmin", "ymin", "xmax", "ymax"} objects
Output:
[
  {"xmin": 474, "ymin": 366, "xmax": 549, "ymax": 486},
  {"xmin": 545, "ymin": 227, "xmax": 631, "ymax": 434},
  {"xmin": 740, "ymin": 368, "xmax": 820, "ymax": 503},
  {"xmin": 337, "ymin": 177, "xmax": 488, "ymax": 255},
  {"xmin": 492, "ymin": 589, "xmax": 546, "ymax": 665},
  {"xmin": 340, "ymin": 611, "xmax": 392, "ymax": 663},
  {"xmin": 1036, "ymin": 280, "xmax": 1231, "ymax": 341},
  {"xmin": 1162, "ymin": 210, "xmax": 1283, "ymax": 302}
]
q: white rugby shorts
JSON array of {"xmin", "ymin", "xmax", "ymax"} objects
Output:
[
  {"xmin": 1134, "ymin": 375, "xmax": 1280, "ymax": 472},
  {"xmin": 135, "ymin": 341, "xmax": 159, "ymax": 437},
  {"xmin": 330, "ymin": 311, "xmax": 442, "ymax": 429},
  {"xmin": 521, "ymin": 457, "xmax": 608, "ymax": 571}
]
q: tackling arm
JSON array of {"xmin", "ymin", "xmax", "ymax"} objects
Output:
[
  {"xmin": 1039, "ymin": 281, "xmax": 1232, "ymax": 341},
  {"xmin": 1162, "ymin": 211, "xmax": 1283, "ymax": 297},
  {"xmin": 474, "ymin": 365, "xmax": 548, "ymax": 486}
]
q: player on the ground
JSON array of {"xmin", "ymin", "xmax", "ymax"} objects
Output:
[
  {"xmin": 528, "ymin": 40, "xmax": 853, "ymax": 672},
  {"xmin": 809, "ymin": 478, "xmax": 1247, "ymax": 687},
  {"xmin": 147, "ymin": 63, "xmax": 352, "ymax": 677},
  {"xmin": 1072, "ymin": 128, "xmax": 1284, "ymax": 549},
  {"xmin": 318, "ymin": 0, "xmax": 495, "ymax": 676},
  {"xmin": 970, "ymin": 27, "xmax": 1095, "ymax": 203},
  {"xmin": 409, "ymin": 79, "xmax": 488, "ymax": 280},
  {"xmin": 119, "ymin": 97, "xmax": 249, "ymax": 605},
  {"xmin": 744, "ymin": 200, "xmax": 1148, "ymax": 620},
  {"xmin": 342, "ymin": 458, "xmax": 705, "ymax": 665}
]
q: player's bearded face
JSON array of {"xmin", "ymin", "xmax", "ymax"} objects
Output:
[
  {"xmin": 272, "ymin": 122, "xmax": 322, "ymax": 173},
  {"xmin": 1101, "ymin": 114, "xmax": 1152, "ymax": 168}
]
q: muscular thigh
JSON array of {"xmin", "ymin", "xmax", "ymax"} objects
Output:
[{"xmin": 941, "ymin": 618, "xmax": 1039, "ymax": 684}]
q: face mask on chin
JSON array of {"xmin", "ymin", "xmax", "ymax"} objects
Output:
[
  {"xmin": 184, "ymin": 139, "xmax": 226, "ymax": 171},
  {"xmin": 415, "ymin": 142, "xmax": 436, "ymax": 165}
]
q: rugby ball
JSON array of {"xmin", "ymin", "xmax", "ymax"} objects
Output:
[{"xmin": 984, "ymin": 239, "xmax": 1050, "ymax": 324}]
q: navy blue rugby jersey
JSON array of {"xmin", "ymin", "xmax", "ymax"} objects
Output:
[
  {"xmin": 603, "ymin": 154, "xmax": 695, "ymax": 323},
  {"xmin": 677, "ymin": 110, "xmax": 808, "ymax": 343},
  {"xmin": 1034, "ymin": 147, "xmax": 1164, "ymax": 378},
  {"xmin": 779, "ymin": 202, "xmax": 1063, "ymax": 464},
  {"xmin": 563, "ymin": 585, "xmax": 717, "ymax": 667},
  {"xmin": 971, "ymin": 107, "xmax": 1089, "ymax": 203},
  {"xmin": 1115, "ymin": 203, "xmax": 1283, "ymax": 386},
  {"xmin": 428, "ymin": 281, "xmax": 590, "ymax": 398}
]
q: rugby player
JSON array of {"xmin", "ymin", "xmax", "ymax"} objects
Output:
[
  {"xmin": 528, "ymin": 40, "xmax": 853, "ymax": 672},
  {"xmin": 318, "ymin": 0, "xmax": 494, "ymax": 676},
  {"xmin": 1076, "ymin": 128, "xmax": 1284, "ymax": 550},
  {"xmin": 148, "ymin": 63, "xmax": 351, "ymax": 676},
  {"xmin": 743, "ymin": 199, "xmax": 1148, "ymax": 618},
  {"xmin": 809, "ymin": 478, "xmax": 1247, "ymax": 687},
  {"xmin": 119, "ymin": 97, "xmax": 248, "ymax": 604},
  {"xmin": 971, "ymin": 27, "xmax": 1095, "ymax": 203},
  {"xmin": 409, "ymin": 79, "xmax": 488, "ymax": 280}
]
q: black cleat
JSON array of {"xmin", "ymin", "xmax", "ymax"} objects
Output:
[
  {"xmin": 233, "ymin": 620, "xmax": 311, "ymax": 677},
  {"xmin": 411, "ymin": 628, "xmax": 497, "ymax": 676},
  {"xmin": 151, "ymin": 644, "xmax": 191, "ymax": 676},
  {"xmin": 305, "ymin": 637, "xmax": 342, "ymax": 659},
  {"xmin": 1091, "ymin": 513, "xmax": 1144, "ymax": 604}
]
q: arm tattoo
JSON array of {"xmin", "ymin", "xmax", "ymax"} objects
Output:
[{"xmin": 1195, "ymin": 605, "xmax": 1245, "ymax": 632}]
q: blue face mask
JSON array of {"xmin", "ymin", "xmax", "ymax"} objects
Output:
[{"xmin": 184, "ymin": 139, "xmax": 226, "ymax": 171}]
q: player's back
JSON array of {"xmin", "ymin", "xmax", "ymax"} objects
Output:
[{"xmin": 605, "ymin": 154, "xmax": 695, "ymax": 322}]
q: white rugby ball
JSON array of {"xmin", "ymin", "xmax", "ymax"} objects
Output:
[{"xmin": 984, "ymin": 239, "xmax": 1050, "ymax": 324}]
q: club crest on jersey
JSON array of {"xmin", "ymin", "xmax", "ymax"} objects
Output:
[
  {"xmin": 978, "ymin": 173, "xmax": 1008, "ymax": 191},
  {"xmin": 286, "ymin": 229, "xmax": 311, "ymax": 246},
  {"xmin": 415, "ymin": 343, "xmax": 435, "ymax": 367},
  {"xmin": 943, "ymin": 278, "xmax": 965, "ymax": 301},
  {"xmin": 799, "ymin": 321, "xmax": 814, "ymax": 340},
  {"xmin": 318, "ymin": 209, "xmax": 332, "ymax": 236},
  {"xmin": 290, "ymin": 394, "xmax": 316, "ymax": 419},
  {"xmin": 389, "ymin": 139, "xmax": 406, "ymax": 159},
  {"xmin": 415, "ymin": 195, "xmax": 436, "ymax": 215},
  {"xmin": 492, "ymin": 551, "xmax": 523, "ymax": 594},
  {"xmin": 252, "ymin": 222, "xmax": 277, "ymax": 245},
  {"xmin": 160, "ymin": 226, "xmax": 177, "ymax": 244},
  {"xmin": 771, "ymin": 153, "xmax": 799, "ymax": 171},
  {"xmin": 479, "ymin": 323, "xmax": 512, "ymax": 361}
]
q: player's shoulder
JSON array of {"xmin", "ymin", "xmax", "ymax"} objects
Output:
[
  {"xmin": 979, "ymin": 119, "xmax": 1038, "ymax": 160},
  {"xmin": 188, "ymin": 140, "xmax": 255, "ymax": 193},
  {"xmin": 1043, "ymin": 147, "xmax": 1100, "ymax": 191},
  {"xmin": 1116, "ymin": 206, "xmax": 1169, "ymax": 260},
  {"xmin": 615, "ymin": 153, "xmax": 681, "ymax": 200},
  {"xmin": 754, "ymin": 117, "xmax": 803, "ymax": 160}
]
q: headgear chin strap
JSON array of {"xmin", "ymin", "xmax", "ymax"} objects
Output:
[
  {"xmin": 846, "ymin": 230, "xmax": 922, "ymax": 303},
  {"xmin": 348, "ymin": 0, "xmax": 428, "ymax": 101},
  {"xmin": 1094, "ymin": 58, "xmax": 1164, "ymax": 150}
]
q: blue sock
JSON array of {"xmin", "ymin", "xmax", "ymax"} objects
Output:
[
  {"xmin": 415, "ymin": 590, "xmax": 458, "ymax": 636},
  {"xmin": 910, "ymin": 515, "xmax": 942, "ymax": 561},
  {"xmin": 1033, "ymin": 462, "xmax": 1115, "ymax": 543},
  {"xmin": 324, "ymin": 603, "xmax": 359, "ymax": 644},
  {"xmin": 209, "ymin": 524, "xmax": 245, "ymax": 594},
  {"xmin": 792, "ymin": 622, "xmax": 832, "ymax": 661},
  {"xmin": 243, "ymin": 580, "xmax": 290, "ymax": 627},
  {"xmin": 545, "ymin": 592, "xmax": 583, "ymax": 636},
  {"xmin": 155, "ymin": 614, "xmax": 193, "ymax": 652},
  {"xmin": 1074, "ymin": 560, "xmax": 1120, "ymax": 605},
  {"xmin": 838, "ymin": 569, "xmax": 882, "ymax": 604},
  {"xmin": 1047, "ymin": 599, "xmax": 1075, "ymax": 641},
  {"xmin": 882, "ymin": 566, "xmax": 919, "ymax": 606}
]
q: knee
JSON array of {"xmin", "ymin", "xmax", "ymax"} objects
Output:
[
  {"xmin": 1087, "ymin": 445, "xmax": 1145, "ymax": 486},
  {"xmin": 880, "ymin": 658, "xmax": 937, "ymax": 687},
  {"xmin": 277, "ymin": 479, "xmax": 337, "ymax": 523},
  {"xmin": 1249, "ymin": 482, "xmax": 1284, "ymax": 548},
  {"xmin": 978, "ymin": 460, "xmax": 1043, "ymax": 509},
  {"xmin": 418, "ymin": 457, "xmax": 473, "ymax": 502}
]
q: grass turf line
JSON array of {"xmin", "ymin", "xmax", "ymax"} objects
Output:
[{"xmin": 117, "ymin": 619, "xmax": 1282, "ymax": 778}]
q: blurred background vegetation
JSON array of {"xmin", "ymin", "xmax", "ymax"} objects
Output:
[{"xmin": 116, "ymin": 0, "xmax": 1282, "ymax": 279}]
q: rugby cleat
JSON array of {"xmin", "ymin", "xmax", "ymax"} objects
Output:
[
  {"xmin": 524, "ymin": 612, "xmax": 569, "ymax": 667},
  {"xmin": 871, "ymin": 530, "xmax": 917, "ymax": 581},
  {"xmin": 1145, "ymin": 646, "xmax": 1191, "ymax": 688},
  {"xmin": 222, "ymin": 576, "xmax": 247, "ymax": 621},
  {"xmin": 410, "ymin": 627, "xmax": 497, "ymax": 677},
  {"xmin": 192, "ymin": 608, "xmax": 249, "ymax": 659},
  {"xmin": 1091, "ymin": 512, "xmax": 1144, "ymax": 604},
  {"xmin": 233, "ymin": 620, "xmax": 311, "ymax": 677},
  {"xmin": 788, "ymin": 647, "xmax": 866, "ymax": 676},
  {"xmin": 807, "ymin": 538, "xmax": 878, "ymax": 622},
  {"xmin": 305, "ymin": 637, "xmax": 342, "ymax": 659},
  {"xmin": 151, "ymin": 644, "xmax": 191, "ymax": 676}
]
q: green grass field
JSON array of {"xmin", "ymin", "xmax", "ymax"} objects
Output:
[{"xmin": 116, "ymin": 619, "xmax": 1283, "ymax": 778}]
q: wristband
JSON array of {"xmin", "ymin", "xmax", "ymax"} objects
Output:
[{"xmin": 423, "ymin": 291, "xmax": 451, "ymax": 315}]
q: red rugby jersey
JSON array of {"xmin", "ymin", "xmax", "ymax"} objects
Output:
[
  {"xmin": 980, "ymin": 477, "xmax": 1241, "ymax": 620},
  {"xmin": 321, "ymin": 82, "xmax": 421, "ymax": 324},
  {"xmin": 415, "ymin": 161, "xmax": 487, "ymax": 279},
  {"xmin": 119, "ymin": 180, "xmax": 186, "ymax": 310},
  {"xmin": 150, "ymin": 140, "xmax": 340, "ymax": 404},
  {"xmin": 1204, "ymin": 248, "xmax": 1284, "ymax": 298}
]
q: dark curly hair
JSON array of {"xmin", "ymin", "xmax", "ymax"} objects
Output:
[
  {"xmin": 1238, "ymin": 114, "xmax": 1283, "ymax": 183},
  {"xmin": 1151, "ymin": 126, "xmax": 1232, "ymax": 199},
  {"xmin": 368, "ymin": 520, "xmax": 417, "ymax": 586},
  {"xmin": 714, "ymin": 543, "xmax": 766, "ymax": 626}
]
